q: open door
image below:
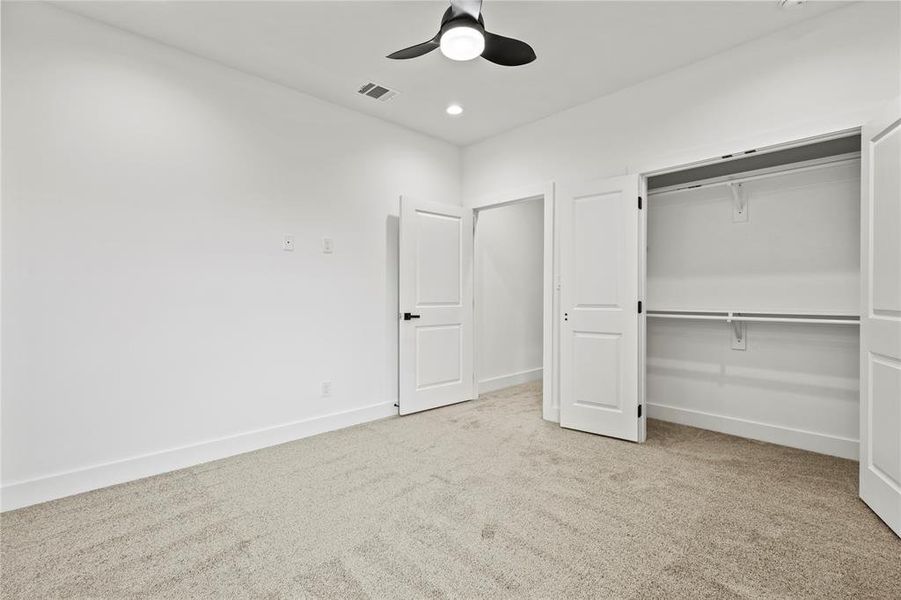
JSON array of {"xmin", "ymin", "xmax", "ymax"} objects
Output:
[
  {"xmin": 558, "ymin": 174, "xmax": 642, "ymax": 441},
  {"xmin": 859, "ymin": 102, "xmax": 901, "ymax": 537},
  {"xmin": 399, "ymin": 197, "xmax": 474, "ymax": 415}
]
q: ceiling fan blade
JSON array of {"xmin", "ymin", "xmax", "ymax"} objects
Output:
[
  {"xmin": 481, "ymin": 31, "xmax": 536, "ymax": 66},
  {"xmin": 387, "ymin": 37, "xmax": 440, "ymax": 60},
  {"xmin": 449, "ymin": 0, "xmax": 482, "ymax": 20}
]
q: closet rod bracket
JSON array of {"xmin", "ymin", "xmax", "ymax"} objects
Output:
[
  {"xmin": 727, "ymin": 182, "xmax": 748, "ymax": 223},
  {"xmin": 727, "ymin": 312, "xmax": 747, "ymax": 350}
]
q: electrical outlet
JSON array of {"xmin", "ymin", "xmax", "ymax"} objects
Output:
[
  {"xmin": 320, "ymin": 381, "xmax": 332, "ymax": 397},
  {"xmin": 322, "ymin": 237, "xmax": 333, "ymax": 254},
  {"xmin": 283, "ymin": 235, "xmax": 295, "ymax": 251}
]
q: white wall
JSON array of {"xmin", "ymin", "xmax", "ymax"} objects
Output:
[
  {"xmin": 462, "ymin": 2, "xmax": 901, "ymax": 199},
  {"xmin": 475, "ymin": 200, "xmax": 543, "ymax": 393},
  {"xmin": 1, "ymin": 3, "xmax": 461, "ymax": 510}
]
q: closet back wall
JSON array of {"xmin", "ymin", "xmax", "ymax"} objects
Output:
[
  {"xmin": 646, "ymin": 160, "xmax": 861, "ymax": 458},
  {"xmin": 1, "ymin": 3, "xmax": 461, "ymax": 510},
  {"xmin": 648, "ymin": 161, "xmax": 861, "ymax": 314}
]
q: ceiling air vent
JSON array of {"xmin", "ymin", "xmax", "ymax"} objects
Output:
[{"xmin": 358, "ymin": 82, "xmax": 398, "ymax": 102}]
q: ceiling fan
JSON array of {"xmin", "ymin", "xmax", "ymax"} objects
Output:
[{"xmin": 386, "ymin": 0, "xmax": 536, "ymax": 66}]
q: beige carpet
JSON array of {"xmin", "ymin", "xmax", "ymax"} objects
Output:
[{"xmin": 2, "ymin": 382, "xmax": 899, "ymax": 599}]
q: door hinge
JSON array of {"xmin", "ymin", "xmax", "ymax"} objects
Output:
[
  {"xmin": 638, "ymin": 301, "xmax": 643, "ymax": 313},
  {"xmin": 638, "ymin": 405, "xmax": 642, "ymax": 418},
  {"xmin": 638, "ymin": 196, "xmax": 642, "ymax": 210}
]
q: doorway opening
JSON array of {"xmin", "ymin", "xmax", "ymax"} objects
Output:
[
  {"xmin": 471, "ymin": 185, "xmax": 556, "ymax": 420},
  {"xmin": 474, "ymin": 197, "xmax": 545, "ymax": 401}
]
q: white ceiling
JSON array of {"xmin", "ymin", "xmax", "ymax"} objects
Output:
[{"xmin": 58, "ymin": 1, "xmax": 845, "ymax": 146}]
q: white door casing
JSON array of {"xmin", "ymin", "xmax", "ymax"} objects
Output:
[
  {"xmin": 399, "ymin": 197, "xmax": 475, "ymax": 415},
  {"xmin": 859, "ymin": 102, "xmax": 901, "ymax": 537},
  {"xmin": 559, "ymin": 175, "xmax": 642, "ymax": 440},
  {"xmin": 638, "ymin": 176, "xmax": 648, "ymax": 443}
]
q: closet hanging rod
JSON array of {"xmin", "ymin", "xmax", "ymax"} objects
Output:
[
  {"xmin": 646, "ymin": 311, "xmax": 860, "ymax": 325},
  {"xmin": 648, "ymin": 153, "xmax": 861, "ymax": 197}
]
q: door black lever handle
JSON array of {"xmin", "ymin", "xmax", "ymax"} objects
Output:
[{"xmin": 403, "ymin": 312, "xmax": 421, "ymax": 320}]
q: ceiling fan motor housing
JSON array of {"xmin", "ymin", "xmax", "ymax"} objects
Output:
[{"xmin": 439, "ymin": 7, "xmax": 485, "ymax": 36}]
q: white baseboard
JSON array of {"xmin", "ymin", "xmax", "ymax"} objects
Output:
[
  {"xmin": 1, "ymin": 401, "xmax": 397, "ymax": 512},
  {"xmin": 478, "ymin": 367, "xmax": 543, "ymax": 394},
  {"xmin": 647, "ymin": 402, "xmax": 859, "ymax": 460}
]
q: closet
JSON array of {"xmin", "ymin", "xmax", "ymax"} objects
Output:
[
  {"xmin": 644, "ymin": 135, "xmax": 862, "ymax": 459},
  {"xmin": 556, "ymin": 111, "xmax": 900, "ymax": 537},
  {"xmin": 530, "ymin": 104, "xmax": 901, "ymax": 536}
]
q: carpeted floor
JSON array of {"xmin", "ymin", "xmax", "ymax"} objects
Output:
[{"xmin": 2, "ymin": 382, "xmax": 899, "ymax": 599}]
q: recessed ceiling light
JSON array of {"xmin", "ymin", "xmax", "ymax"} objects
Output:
[{"xmin": 446, "ymin": 104, "xmax": 464, "ymax": 116}]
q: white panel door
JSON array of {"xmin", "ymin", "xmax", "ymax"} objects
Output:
[
  {"xmin": 399, "ymin": 197, "xmax": 474, "ymax": 415},
  {"xmin": 559, "ymin": 175, "xmax": 642, "ymax": 440},
  {"xmin": 860, "ymin": 102, "xmax": 901, "ymax": 537}
]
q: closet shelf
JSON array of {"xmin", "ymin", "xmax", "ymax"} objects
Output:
[
  {"xmin": 646, "ymin": 309, "xmax": 860, "ymax": 326},
  {"xmin": 648, "ymin": 153, "xmax": 860, "ymax": 197}
]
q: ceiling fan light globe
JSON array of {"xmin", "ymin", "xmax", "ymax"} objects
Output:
[{"xmin": 439, "ymin": 25, "xmax": 485, "ymax": 61}]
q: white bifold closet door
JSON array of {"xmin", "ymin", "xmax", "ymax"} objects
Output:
[
  {"xmin": 558, "ymin": 175, "xmax": 643, "ymax": 441},
  {"xmin": 859, "ymin": 103, "xmax": 901, "ymax": 537},
  {"xmin": 398, "ymin": 197, "xmax": 475, "ymax": 415}
]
